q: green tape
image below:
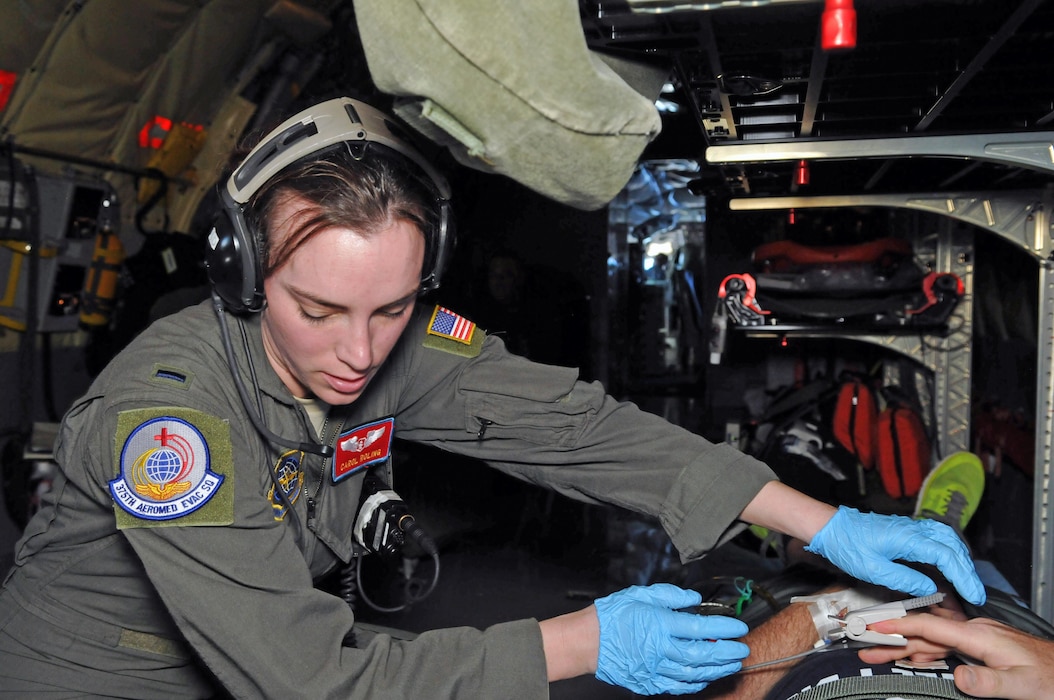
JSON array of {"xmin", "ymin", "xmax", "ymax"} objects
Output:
[
  {"xmin": 118, "ymin": 628, "xmax": 190, "ymax": 658},
  {"xmin": 422, "ymin": 327, "xmax": 485, "ymax": 358}
]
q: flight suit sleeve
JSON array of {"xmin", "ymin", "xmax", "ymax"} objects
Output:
[
  {"xmin": 85, "ymin": 391, "xmax": 550, "ymax": 699},
  {"xmin": 390, "ymin": 330, "xmax": 779, "ymax": 561}
]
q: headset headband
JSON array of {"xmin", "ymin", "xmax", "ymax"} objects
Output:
[{"xmin": 227, "ymin": 97, "xmax": 452, "ymax": 205}]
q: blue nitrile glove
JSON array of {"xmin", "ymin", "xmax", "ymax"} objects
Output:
[
  {"xmin": 594, "ymin": 583, "xmax": 749, "ymax": 695},
  {"xmin": 805, "ymin": 506, "xmax": 986, "ymax": 605}
]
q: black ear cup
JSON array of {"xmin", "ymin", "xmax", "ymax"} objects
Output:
[
  {"xmin": 421, "ymin": 198, "xmax": 453, "ymax": 292},
  {"xmin": 205, "ymin": 197, "xmax": 265, "ymax": 314}
]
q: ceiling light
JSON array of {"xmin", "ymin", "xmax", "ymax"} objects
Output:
[{"xmin": 795, "ymin": 159, "xmax": 810, "ymax": 186}]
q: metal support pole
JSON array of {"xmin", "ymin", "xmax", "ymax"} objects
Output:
[{"xmin": 1032, "ymin": 260, "xmax": 1054, "ymax": 621}]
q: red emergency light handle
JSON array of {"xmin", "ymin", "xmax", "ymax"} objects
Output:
[{"xmin": 822, "ymin": 0, "xmax": 856, "ymax": 51}]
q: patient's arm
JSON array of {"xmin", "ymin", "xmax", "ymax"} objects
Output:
[{"xmin": 698, "ymin": 597, "xmax": 820, "ymax": 699}]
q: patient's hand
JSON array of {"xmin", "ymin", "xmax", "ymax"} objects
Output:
[
  {"xmin": 856, "ymin": 603, "xmax": 966, "ymax": 664},
  {"xmin": 860, "ymin": 612, "xmax": 1054, "ymax": 700}
]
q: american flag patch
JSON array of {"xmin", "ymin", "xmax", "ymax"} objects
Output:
[{"xmin": 428, "ymin": 306, "xmax": 476, "ymax": 344}]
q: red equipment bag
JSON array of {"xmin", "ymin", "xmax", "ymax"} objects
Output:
[
  {"xmin": 875, "ymin": 402, "xmax": 931, "ymax": 499},
  {"xmin": 833, "ymin": 378, "xmax": 877, "ymax": 470},
  {"xmin": 752, "ymin": 237, "xmax": 914, "ymax": 272}
]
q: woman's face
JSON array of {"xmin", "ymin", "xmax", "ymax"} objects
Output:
[{"xmin": 261, "ymin": 194, "xmax": 425, "ymax": 404}]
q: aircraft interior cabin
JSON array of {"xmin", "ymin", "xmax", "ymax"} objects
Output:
[{"xmin": 2, "ymin": 1, "xmax": 1054, "ymax": 698}]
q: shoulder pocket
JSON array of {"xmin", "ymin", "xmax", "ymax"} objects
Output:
[{"xmin": 459, "ymin": 353, "xmax": 593, "ymax": 447}]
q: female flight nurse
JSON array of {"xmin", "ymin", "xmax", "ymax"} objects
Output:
[{"xmin": 0, "ymin": 97, "xmax": 984, "ymax": 698}]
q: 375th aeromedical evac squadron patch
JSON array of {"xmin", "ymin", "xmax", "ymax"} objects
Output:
[{"xmin": 110, "ymin": 407, "xmax": 234, "ymax": 529}]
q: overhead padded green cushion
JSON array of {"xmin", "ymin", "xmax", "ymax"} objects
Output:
[{"xmin": 353, "ymin": 0, "xmax": 666, "ymax": 211}]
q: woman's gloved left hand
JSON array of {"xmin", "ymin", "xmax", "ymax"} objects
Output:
[
  {"xmin": 805, "ymin": 505, "xmax": 986, "ymax": 605},
  {"xmin": 594, "ymin": 583, "xmax": 749, "ymax": 695}
]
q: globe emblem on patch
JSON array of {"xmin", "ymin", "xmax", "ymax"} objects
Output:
[
  {"xmin": 124, "ymin": 419, "xmax": 202, "ymax": 502},
  {"xmin": 145, "ymin": 447, "xmax": 184, "ymax": 484}
]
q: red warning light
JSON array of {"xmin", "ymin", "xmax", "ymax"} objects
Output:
[
  {"xmin": 138, "ymin": 115, "xmax": 173, "ymax": 149},
  {"xmin": 795, "ymin": 159, "xmax": 810, "ymax": 186},
  {"xmin": 822, "ymin": 0, "xmax": 856, "ymax": 51},
  {"xmin": 0, "ymin": 70, "xmax": 18, "ymax": 112}
]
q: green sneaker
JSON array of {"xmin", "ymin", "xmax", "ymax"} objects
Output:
[{"xmin": 913, "ymin": 451, "xmax": 985, "ymax": 534}]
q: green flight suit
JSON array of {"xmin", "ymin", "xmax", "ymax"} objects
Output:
[{"xmin": 0, "ymin": 300, "xmax": 775, "ymax": 698}]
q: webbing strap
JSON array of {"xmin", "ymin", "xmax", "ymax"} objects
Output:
[
  {"xmin": 890, "ymin": 407, "xmax": 907, "ymax": 497},
  {"xmin": 789, "ymin": 675, "xmax": 973, "ymax": 700},
  {"xmin": 848, "ymin": 383, "xmax": 860, "ymax": 457}
]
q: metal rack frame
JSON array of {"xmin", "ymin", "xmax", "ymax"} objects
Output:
[
  {"xmin": 729, "ymin": 187, "xmax": 1053, "ymax": 619},
  {"xmin": 710, "ymin": 131, "xmax": 1054, "ymax": 619}
]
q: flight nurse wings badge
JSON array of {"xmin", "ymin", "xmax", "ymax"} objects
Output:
[
  {"xmin": 333, "ymin": 417, "xmax": 394, "ymax": 482},
  {"xmin": 109, "ymin": 416, "xmax": 224, "ymax": 521}
]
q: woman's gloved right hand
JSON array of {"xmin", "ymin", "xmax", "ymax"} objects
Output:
[{"xmin": 593, "ymin": 583, "xmax": 750, "ymax": 695}]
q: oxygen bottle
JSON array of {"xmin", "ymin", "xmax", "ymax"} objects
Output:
[{"xmin": 79, "ymin": 229, "xmax": 125, "ymax": 327}]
